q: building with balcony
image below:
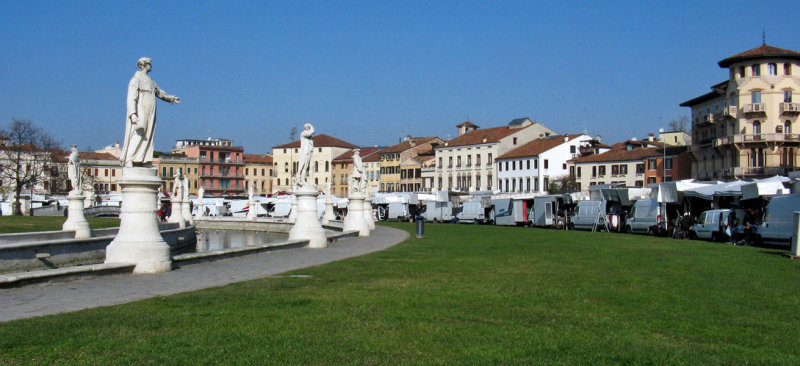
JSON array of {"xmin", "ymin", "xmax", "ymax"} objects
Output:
[
  {"xmin": 569, "ymin": 140, "xmax": 660, "ymax": 190},
  {"xmin": 642, "ymin": 146, "xmax": 693, "ymax": 186},
  {"xmin": 172, "ymin": 138, "xmax": 233, "ymax": 154},
  {"xmin": 680, "ymin": 44, "xmax": 800, "ymax": 179},
  {"xmin": 495, "ymin": 134, "xmax": 594, "ymax": 194},
  {"xmin": 433, "ymin": 118, "xmax": 557, "ymax": 192},
  {"xmin": 243, "ymin": 154, "xmax": 273, "ymax": 196},
  {"xmin": 155, "ymin": 155, "xmax": 200, "ymax": 195},
  {"xmin": 181, "ymin": 143, "xmax": 244, "ymax": 196},
  {"xmin": 331, "ymin": 147, "xmax": 381, "ymax": 197},
  {"xmin": 272, "ymin": 134, "xmax": 359, "ymax": 193},
  {"xmin": 379, "ymin": 136, "xmax": 442, "ymax": 193}
]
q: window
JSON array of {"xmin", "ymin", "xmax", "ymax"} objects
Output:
[
  {"xmin": 751, "ymin": 148, "xmax": 765, "ymax": 167},
  {"xmin": 505, "ymin": 161, "xmax": 509, "ymax": 171},
  {"xmin": 476, "ymin": 155, "xmax": 481, "ymax": 166},
  {"xmin": 562, "ymin": 163, "xmax": 567, "ymax": 170},
  {"xmin": 648, "ymin": 159, "xmax": 657, "ymax": 170},
  {"xmin": 457, "ymin": 156, "xmax": 461, "ymax": 167},
  {"xmin": 786, "ymin": 120, "xmax": 792, "ymax": 134},
  {"xmin": 487, "ymin": 174, "xmax": 492, "ymax": 189},
  {"xmin": 325, "ymin": 161, "xmax": 329, "ymax": 172},
  {"xmin": 245, "ymin": 168, "xmax": 249, "ymax": 175},
  {"xmin": 512, "ymin": 161, "xmax": 516, "ymax": 170},
  {"xmin": 448, "ymin": 157, "xmax": 453, "ymax": 167},
  {"xmin": 112, "ymin": 169, "xmax": 116, "ymax": 177},
  {"xmin": 768, "ymin": 63, "xmax": 777, "ymax": 75},
  {"xmin": 534, "ymin": 159, "xmax": 538, "ymax": 169},
  {"xmin": 544, "ymin": 160, "xmax": 548, "ymax": 169},
  {"xmin": 785, "ymin": 63, "xmax": 793, "ymax": 76},
  {"xmin": 592, "ymin": 166, "xmax": 597, "ymax": 177},
  {"xmin": 487, "ymin": 153, "xmax": 493, "ymax": 164},
  {"xmin": 526, "ymin": 178, "xmax": 531, "ymax": 192},
  {"xmin": 467, "ymin": 155, "xmax": 472, "ymax": 167},
  {"xmin": 570, "ymin": 166, "xmax": 575, "ymax": 177},
  {"xmin": 753, "ymin": 120, "xmax": 762, "ymax": 134},
  {"xmin": 730, "ymin": 93, "xmax": 738, "ymax": 107},
  {"xmin": 162, "ymin": 167, "xmax": 167, "ymax": 176},
  {"xmin": 598, "ymin": 165, "xmax": 605, "ymax": 176},
  {"xmin": 168, "ymin": 167, "xmax": 173, "ymax": 177},
  {"xmin": 752, "ymin": 64, "xmax": 761, "ymax": 77},
  {"xmin": 527, "ymin": 160, "xmax": 530, "ymax": 169},
  {"xmin": 620, "ymin": 164, "xmax": 628, "ymax": 175},
  {"xmin": 664, "ymin": 158, "xmax": 673, "ymax": 170},
  {"xmin": 570, "ymin": 145, "xmax": 576, "ymax": 154},
  {"xmin": 513, "ymin": 137, "xmax": 518, "ymax": 145},
  {"xmin": 314, "ymin": 161, "xmax": 319, "ymax": 172},
  {"xmin": 611, "ymin": 165, "xmax": 619, "ymax": 175},
  {"xmin": 284, "ymin": 162, "xmax": 289, "ymax": 172},
  {"xmin": 577, "ymin": 167, "xmax": 582, "ymax": 178},
  {"xmin": 752, "ymin": 91, "xmax": 761, "ymax": 104},
  {"xmin": 785, "ymin": 90, "xmax": 793, "ymax": 103},
  {"xmin": 498, "ymin": 162, "xmax": 503, "ymax": 172}
]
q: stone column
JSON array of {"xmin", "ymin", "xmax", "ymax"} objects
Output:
[
  {"xmin": 105, "ymin": 167, "xmax": 171, "ymax": 274},
  {"xmin": 288, "ymin": 194, "xmax": 298, "ymax": 223},
  {"xmin": 790, "ymin": 211, "xmax": 800, "ymax": 258},
  {"xmin": 62, "ymin": 194, "xmax": 91, "ymax": 238},
  {"xmin": 343, "ymin": 193, "xmax": 369, "ymax": 236},
  {"xmin": 168, "ymin": 198, "xmax": 186, "ymax": 228},
  {"xmin": 363, "ymin": 197, "xmax": 375, "ymax": 230},
  {"xmin": 182, "ymin": 199, "xmax": 193, "ymax": 226},
  {"xmin": 289, "ymin": 186, "xmax": 327, "ymax": 248}
]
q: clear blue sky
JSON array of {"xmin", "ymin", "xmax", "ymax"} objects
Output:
[{"xmin": 2, "ymin": 1, "xmax": 799, "ymax": 154}]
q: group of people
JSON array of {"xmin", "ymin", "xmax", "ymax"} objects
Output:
[
  {"xmin": 672, "ymin": 213, "xmax": 697, "ymax": 240},
  {"xmin": 725, "ymin": 209, "xmax": 759, "ymax": 245}
]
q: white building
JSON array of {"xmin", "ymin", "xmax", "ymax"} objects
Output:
[
  {"xmin": 433, "ymin": 118, "xmax": 557, "ymax": 192},
  {"xmin": 495, "ymin": 134, "xmax": 594, "ymax": 193}
]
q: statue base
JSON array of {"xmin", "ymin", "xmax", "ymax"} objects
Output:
[
  {"xmin": 363, "ymin": 197, "xmax": 375, "ymax": 230},
  {"xmin": 288, "ymin": 186, "xmax": 327, "ymax": 248},
  {"xmin": 322, "ymin": 199, "xmax": 335, "ymax": 225},
  {"xmin": 288, "ymin": 194, "xmax": 298, "ymax": 223},
  {"xmin": 343, "ymin": 193, "xmax": 369, "ymax": 237},
  {"xmin": 105, "ymin": 167, "xmax": 171, "ymax": 274},
  {"xmin": 181, "ymin": 199, "xmax": 194, "ymax": 225},
  {"xmin": 62, "ymin": 194, "xmax": 91, "ymax": 238},
  {"xmin": 168, "ymin": 199, "xmax": 186, "ymax": 228}
]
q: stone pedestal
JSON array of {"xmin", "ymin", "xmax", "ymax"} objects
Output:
[
  {"xmin": 343, "ymin": 193, "xmax": 369, "ymax": 237},
  {"xmin": 105, "ymin": 167, "xmax": 171, "ymax": 274},
  {"xmin": 62, "ymin": 194, "xmax": 91, "ymax": 238},
  {"xmin": 322, "ymin": 199, "xmax": 335, "ymax": 225},
  {"xmin": 182, "ymin": 199, "xmax": 193, "ymax": 226},
  {"xmin": 19, "ymin": 197, "xmax": 30, "ymax": 216},
  {"xmin": 246, "ymin": 200, "xmax": 257, "ymax": 220},
  {"xmin": 195, "ymin": 201, "xmax": 205, "ymax": 219},
  {"xmin": 168, "ymin": 199, "xmax": 186, "ymax": 228},
  {"xmin": 363, "ymin": 198, "xmax": 375, "ymax": 230},
  {"xmin": 288, "ymin": 194, "xmax": 298, "ymax": 223},
  {"xmin": 288, "ymin": 186, "xmax": 327, "ymax": 248}
]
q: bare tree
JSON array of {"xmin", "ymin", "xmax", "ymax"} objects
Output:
[
  {"xmin": 0, "ymin": 119, "xmax": 62, "ymax": 214},
  {"xmin": 668, "ymin": 116, "xmax": 690, "ymax": 133},
  {"xmin": 547, "ymin": 174, "xmax": 579, "ymax": 194}
]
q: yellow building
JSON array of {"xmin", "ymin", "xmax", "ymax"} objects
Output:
[
  {"xmin": 379, "ymin": 136, "xmax": 442, "ymax": 192},
  {"xmin": 681, "ymin": 44, "xmax": 800, "ymax": 179},
  {"xmin": 331, "ymin": 147, "xmax": 381, "ymax": 197},
  {"xmin": 244, "ymin": 154, "xmax": 273, "ymax": 195},
  {"xmin": 154, "ymin": 156, "xmax": 201, "ymax": 195},
  {"xmin": 272, "ymin": 134, "xmax": 358, "ymax": 193}
]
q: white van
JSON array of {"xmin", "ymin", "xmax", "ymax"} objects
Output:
[
  {"xmin": 569, "ymin": 200, "xmax": 607, "ymax": 230},
  {"xmin": 756, "ymin": 194, "xmax": 800, "ymax": 246},
  {"xmin": 624, "ymin": 198, "xmax": 665, "ymax": 235},
  {"xmin": 421, "ymin": 201, "xmax": 454, "ymax": 223},
  {"xmin": 693, "ymin": 209, "xmax": 744, "ymax": 241},
  {"xmin": 456, "ymin": 200, "xmax": 486, "ymax": 224}
]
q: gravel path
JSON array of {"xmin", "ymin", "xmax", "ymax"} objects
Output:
[{"xmin": 0, "ymin": 225, "xmax": 409, "ymax": 322}]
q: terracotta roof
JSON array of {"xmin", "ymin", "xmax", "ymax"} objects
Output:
[
  {"xmin": 380, "ymin": 137, "xmax": 441, "ymax": 153},
  {"xmin": 497, "ymin": 134, "xmax": 584, "ymax": 160},
  {"xmin": 718, "ymin": 44, "xmax": 800, "ymax": 67},
  {"xmin": 570, "ymin": 147, "xmax": 661, "ymax": 164},
  {"xmin": 442, "ymin": 124, "xmax": 539, "ymax": 148},
  {"xmin": 243, "ymin": 154, "xmax": 273, "ymax": 164},
  {"xmin": 53, "ymin": 151, "xmax": 118, "ymax": 163},
  {"xmin": 362, "ymin": 148, "xmax": 385, "ymax": 162},
  {"xmin": 274, "ymin": 134, "xmax": 358, "ymax": 149},
  {"xmin": 332, "ymin": 147, "xmax": 381, "ymax": 162},
  {"xmin": 416, "ymin": 154, "xmax": 434, "ymax": 163},
  {"xmin": 456, "ymin": 121, "xmax": 479, "ymax": 128}
]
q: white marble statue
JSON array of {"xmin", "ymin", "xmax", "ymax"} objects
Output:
[
  {"xmin": 122, "ymin": 57, "xmax": 180, "ymax": 168},
  {"xmin": 324, "ymin": 180, "xmax": 331, "ymax": 198},
  {"xmin": 348, "ymin": 149, "xmax": 364, "ymax": 195},
  {"xmin": 182, "ymin": 175, "xmax": 190, "ymax": 201},
  {"xmin": 67, "ymin": 145, "xmax": 81, "ymax": 195},
  {"xmin": 295, "ymin": 123, "xmax": 315, "ymax": 187},
  {"xmin": 172, "ymin": 170, "xmax": 184, "ymax": 200},
  {"xmin": 197, "ymin": 186, "xmax": 204, "ymax": 202}
]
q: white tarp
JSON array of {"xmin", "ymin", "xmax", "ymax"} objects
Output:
[
  {"xmin": 741, "ymin": 176, "xmax": 791, "ymax": 200},
  {"xmin": 653, "ymin": 180, "xmax": 713, "ymax": 202},
  {"xmin": 683, "ymin": 176, "xmax": 790, "ymax": 200}
]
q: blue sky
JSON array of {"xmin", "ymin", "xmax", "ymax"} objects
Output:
[{"xmin": 2, "ymin": 1, "xmax": 799, "ymax": 154}]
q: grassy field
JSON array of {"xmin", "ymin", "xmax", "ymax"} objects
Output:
[
  {"xmin": 0, "ymin": 216, "xmax": 120, "ymax": 234},
  {"xmin": 1, "ymin": 223, "xmax": 799, "ymax": 364}
]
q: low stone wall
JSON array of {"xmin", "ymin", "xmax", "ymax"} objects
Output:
[
  {"xmin": 196, "ymin": 217, "xmax": 345, "ymax": 233},
  {"xmin": 0, "ymin": 223, "xmax": 179, "ymax": 244},
  {"xmin": 0, "ymin": 225, "xmax": 195, "ymax": 274}
]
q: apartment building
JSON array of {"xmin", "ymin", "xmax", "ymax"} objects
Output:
[
  {"xmin": 569, "ymin": 140, "xmax": 663, "ymax": 189},
  {"xmin": 155, "ymin": 155, "xmax": 200, "ymax": 195},
  {"xmin": 495, "ymin": 134, "xmax": 594, "ymax": 194},
  {"xmin": 680, "ymin": 44, "xmax": 800, "ymax": 179},
  {"xmin": 272, "ymin": 134, "xmax": 358, "ymax": 193},
  {"xmin": 433, "ymin": 118, "xmax": 557, "ymax": 192},
  {"xmin": 643, "ymin": 146, "xmax": 693, "ymax": 186},
  {"xmin": 330, "ymin": 147, "xmax": 380, "ymax": 197},
  {"xmin": 184, "ymin": 144, "xmax": 245, "ymax": 196},
  {"xmin": 379, "ymin": 136, "xmax": 442, "ymax": 193},
  {"xmin": 243, "ymin": 154, "xmax": 273, "ymax": 195},
  {"xmin": 362, "ymin": 148, "xmax": 383, "ymax": 195}
]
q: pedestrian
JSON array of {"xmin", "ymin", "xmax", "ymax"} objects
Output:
[{"xmin": 726, "ymin": 210, "xmax": 737, "ymax": 243}]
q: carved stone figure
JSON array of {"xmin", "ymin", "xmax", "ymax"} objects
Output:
[
  {"xmin": 348, "ymin": 149, "xmax": 364, "ymax": 195},
  {"xmin": 295, "ymin": 123, "xmax": 315, "ymax": 187},
  {"xmin": 197, "ymin": 186, "xmax": 204, "ymax": 202},
  {"xmin": 172, "ymin": 170, "xmax": 184, "ymax": 200},
  {"xmin": 122, "ymin": 57, "xmax": 180, "ymax": 168},
  {"xmin": 67, "ymin": 145, "xmax": 81, "ymax": 195},
  {"xmin": 182, "ymin": 175, "xmax": 190, "ymax": 201}
]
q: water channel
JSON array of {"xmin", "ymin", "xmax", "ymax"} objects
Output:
[{"xmin": 190, "ymin": 229, "xmax": 289, "ymax": 253}]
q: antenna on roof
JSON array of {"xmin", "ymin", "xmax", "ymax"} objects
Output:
[{"xmin": 762, "ymin": 28, "xmax": 766, "ymax": 45}]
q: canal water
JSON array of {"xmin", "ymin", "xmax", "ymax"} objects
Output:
[{"xmin": 191, "ymin": 229, "xmax": 289, "ymax": 253}]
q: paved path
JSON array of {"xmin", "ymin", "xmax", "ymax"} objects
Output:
[{"xmin": 0, "ymin": 226, "xmax": 409, "ymax": 323}]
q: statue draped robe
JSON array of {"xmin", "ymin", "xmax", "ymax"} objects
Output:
[{"xmin": 122, "ymin": 70, "xmax": 176, "ymax": 166}]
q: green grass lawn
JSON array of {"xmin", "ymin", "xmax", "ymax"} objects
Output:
[
  {"xmin": 1, "ymin": 223, "xmax": 799, "ymax": 364},
  {"xmin": 0, "ymin": 216, "xmax": 120, "ymax": 234}
]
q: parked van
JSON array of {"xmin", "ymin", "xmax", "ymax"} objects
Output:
[
  {"xmin": 569, "ymin": 200, "xmax": 607, "ymax": 230},
  {"xmin": 693, "ymin": 209, "xmax": 744, "ymax": 241},
  {"xmin": 456, "ymin": 200, "xmax": 486, "ymax": 224},
  {"xmin": 421, "ymin": 201, "xmax": 455, "ymax": 223},
  {"xmin": 624, "ymin": 198, "xmax": 665, "ymax": 235},
  {"xmin": 755, "ymin": 194, "xmax": 800, "ymax": 246},
  {"xmin": 489, "ymin": 198, "xmax": 516, "ymax": 226}
]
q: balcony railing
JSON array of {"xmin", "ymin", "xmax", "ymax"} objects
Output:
[
  {"xmin": 703, "ymin": 113, "xmax": 714, "ymax": 123},
  {"xmin": 723, "ymin": 106, "xmax": 737, "ymax": 117},
  {"xmin": 742, "ymin": 103, "xmax": 766, "ymax": 114},
  {"xmin": 200, "ymin": 158, "xmax": 245, "ymax": 165},
  {"xmin": 714, "ymin": 133, "xmax": 800, "ymax": 146},
  {"xmin": 731, "ymin": 166, "xmax": 788, "ymax": 177},
  {"xmin": 780, "ymin": 102, "xmax": 800, "ymax": 115},
  {"xmin": 199, "ymin": 172, "xmax": 245, "ymax": 178}
]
